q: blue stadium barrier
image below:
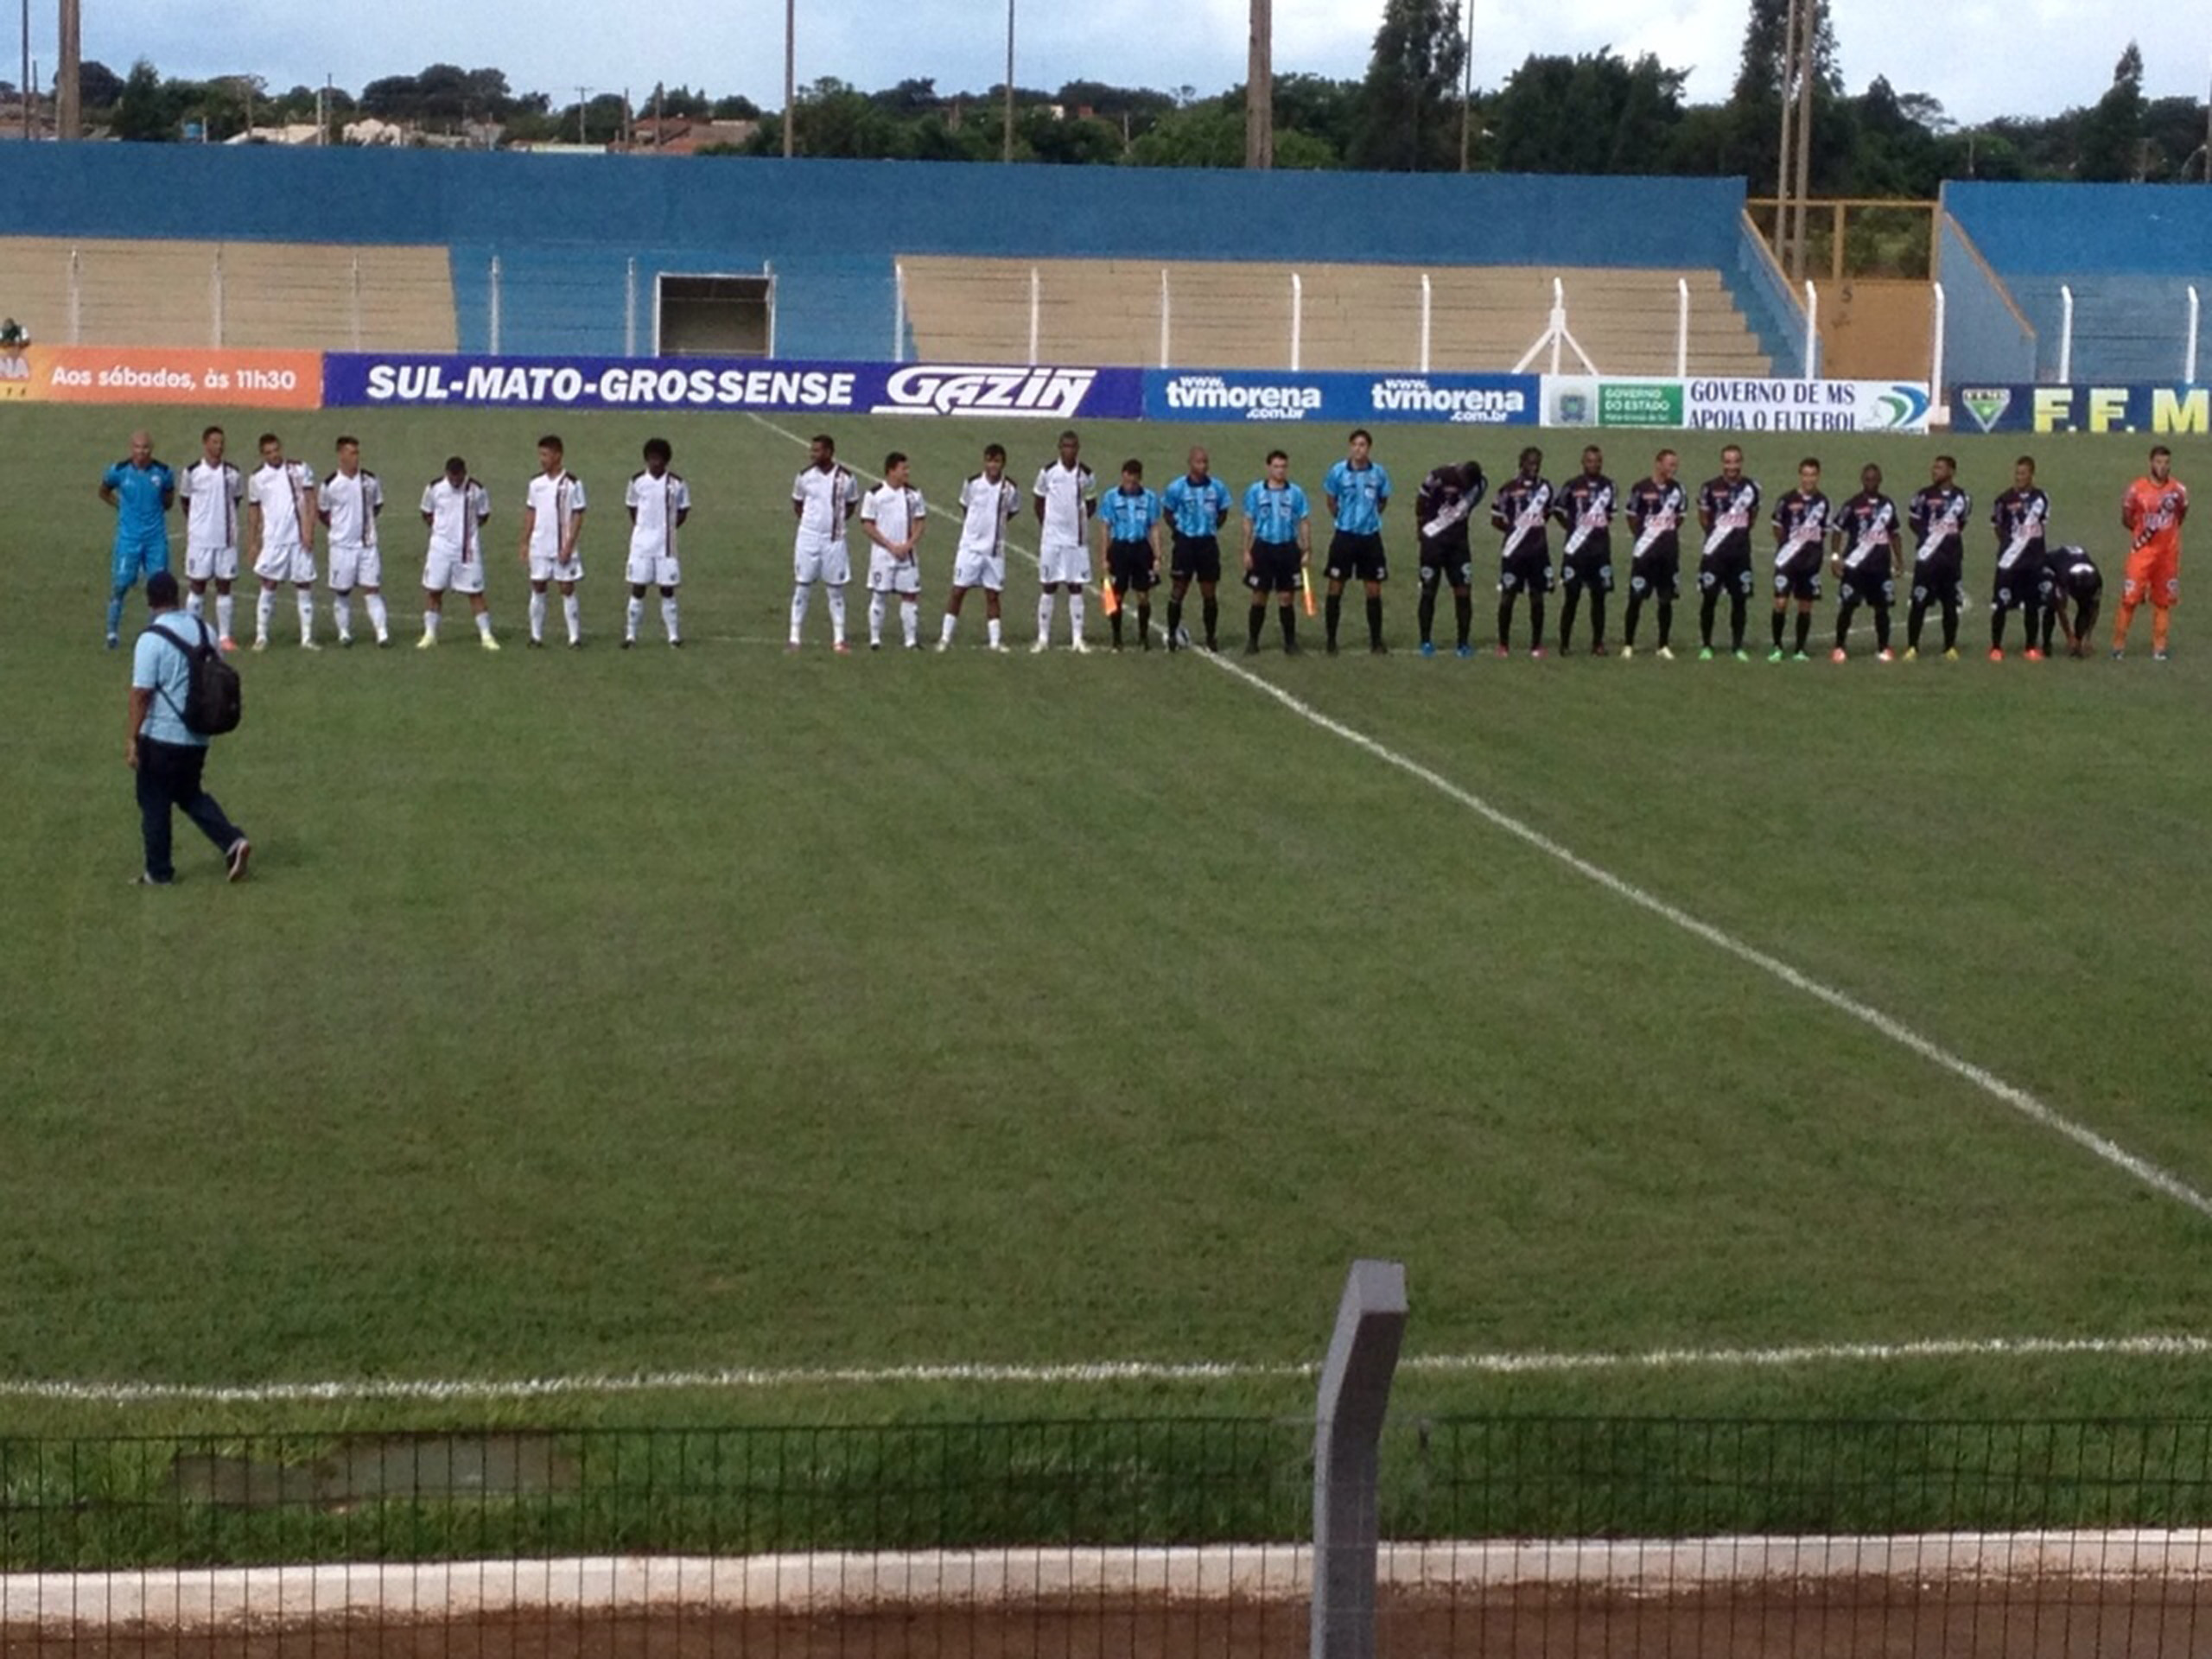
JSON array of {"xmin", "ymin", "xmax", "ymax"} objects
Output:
[
  {"xmin": 1936, "ymin": 215, "xmax": 2037, "ymax": 391},
  {"xmin": 1730, "ymin": 217, "xmax": 1810, "ymax": 378}
]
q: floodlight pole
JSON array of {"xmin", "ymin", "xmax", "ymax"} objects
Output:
[
  {"xmin": 1245, "ymin": 0, "xmax": 1272, "ymax": 168},
  {"xmin": 1310, "ymin": 1261, "xmax": 1408, "ymax": 1659},
  {"xmin": 1459, "ymin": 0, "xmax": 1474, "ymax": 171}
]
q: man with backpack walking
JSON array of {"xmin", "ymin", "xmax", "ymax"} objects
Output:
[{"xmin": 128, "ymin": 572, "xmax": 250, "ymax": 887}]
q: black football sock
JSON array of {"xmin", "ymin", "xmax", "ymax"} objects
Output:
[
  {"xmin": 1280, "ymin": 603, "xmax": 1298, "ymax": 650},
  {"xmin": 1991, "ymin": 608, "xmax": 2005, "ymax": 652},
  {"xmin": 1417, "ymin": 588, "xmax": 1437, "ymax": 645},
  {"xmin": 1657, "ymin": 601, "xmax": 1674, "ymax": 649},
  {"xmin": 1558, "ymin": 588, "xmax": 1581, "ymax": 651},
  {"xmin": 1874, "ymin": 605, "xmax": 1892, "ymax": 652},
  {"xmin": 1498, "ymin": 595, "xmax": 1516, "ymax": 645},
  {"xmin": 1795, "ymin": 610, "xmax": 1811, "ymax": 654},
  {"xmin": 2023, "ymin": 600, "xmax": 2041, "ymax": 650},
  {"xmin": 1834, "ymin": 600, "xmax": 1856, "ymax": 652},
  {"xmin": 1324, "ymin": 591, "xmax": 1342, "ymax": 646},
  {"xmin": 1700, "ymin": 591, "xmax": 1719, "ymax": 648},
  {"xmin": 1166, "ymin": 595, "xmax": 1184, "ymax": 640},
  {"xmin": 1366, "ymin": 595, "xmax": 1383, "ymax": 647},
  {"xmin": 1529, "ymin": 594, "xmax": 1547, "ymax": 651},
  {"xmin": 1729, "ymin": 594, "xmax": 1748, "ymax": 652},
  {"xmin": 1110, "ymin": 607, "xmax": 1124, "ymax": 648},
  {"xmin": 1249, "ymin": 603, "xmax": 1265, "ymax": 649},
  {"xmin": 2075, "ymin": 598, "xmax": 2099, "ymax": 645},
  {"xmin": 1453, "ymin": 593, "xmax": 1472, "ymax": 648},
  {"xmin": 2040, "ymin": 607, "xmax": 2056, "ymax": 653},
  {"xmin": 1907, "ymin": 598, "xmax": 1929, "ymax": 651},
  {"xmin": 1624, "ymin": 594, "xmax": 1643, "ymax": 647},
  {"xmin": 1136, "ymin": 601, "xmax": 1151, "ymax": 648},
  {"xmin": 1770, "ymin": 609, "xmax": 1787, "ymax": 651},
  {"xmin": 1942, "ymin": 601, "xmax": 1960, "ymax": 652},
  {"xmin": 1202, "ymin": 595, "xmax": 1219, "ymax": 648},
  {"xmin": 1589, "ymin": 592, "xmax": 1606, "ymax": 648}
]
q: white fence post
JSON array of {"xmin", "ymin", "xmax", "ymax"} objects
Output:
[
  {"xmin": 763, "ymin": 260, "xmax": 777, "ymax": 358},
  {"xmin": 1675, "ymin": 276, "xmax": 1690, "ymax": 378},
  {"xmin": 625, "ymin": 257, "xmax": 639, "ymax": 359},
  {"xmin": 2058, "ymin": 283, "xmax": 2074, "ymax": 383},
  {"xmin": 1158, "ymin": 267, "xmax": 1171, "ymax": 370},
  {"xmin": 1550, "ymin": 276, "xmax": 1565, "ymax": 376},
  {"xmin": 1930, "ymin": 281, "xmax": 1948, "ymax": 415},
  {"xmin": 893, "ymin": 261, "xmax": 907, "ymax": 364},
  {"xmin": 349, "ymin": 254, "xmax": 363, "ymax": 350},
  {"xmin": 67, "ymin": 247, "xmax": 82, "ymax": 345},
  {"xmin": 1417, "ymin": 273, "xmax": 1433, "ymax": 373},
  {"xmin": 1027, "ymin": 264, "xmax": 1040, "ymax": 366},
  {"xmin": 2187, "ymin": 285, "xmax": 2201, "ymax": 385},
  {"xmin": 211, "ymin": 248, "xmax": 225, "ymax": 348},
  {"xmin": 1802, "ymin": 279, "xmax": 1818, "ymax": 380},
  {"xmin": 1290, "ymin": 272, "xmax": 1304, "ymax": 372},
  {"xmin": 488, "ymin": 256, "xmax": 503, "ymax": 355}
]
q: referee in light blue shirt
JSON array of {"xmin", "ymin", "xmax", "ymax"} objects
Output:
[
  {"xmin": 99, "ymin": 429, "xmax": 176, "ymax": 648},
  {"xmin": 1161, "ymin": 446, "xmax": 1232, "ymax": 652},
  {"xmin": 1322, "ymin": 429, "xmax": 1393, "ymax": 654},
  {"xmin": 1242, "ymin": 449, "xmax": 1312, "ymax": 654},
  {"xmin": 1096, "ymin": 458, "xmax": 1164, "ymax": 652}
]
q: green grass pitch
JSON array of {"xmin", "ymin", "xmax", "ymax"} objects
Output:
[{"xmin": 2, "ymin": 404, "xmax": 2208, "ymax": 1440}]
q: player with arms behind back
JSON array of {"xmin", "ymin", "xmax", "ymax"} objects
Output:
[
  {"xmin": 938, "ymin": 443, "xmax": 1020, "ymax": 652},
  {"xmin": 1413, "ymin": 457, "xmax": 1484, "ymax": 657},
  {"xmin": 1905, "ymin": 454, "xmax": 1970, "ymax": 660},
  {"xmin": 1097, "ymin": 458, "xmax": 1164, "ymax": 652},
  {"xmin": 623, "ymin": 437, "xmax": 690, "ymax": 649},
  {"xmin": 1033, "ymin": 430, "xmax": 1096, "ymax": 652},
  {"xmin": 789, "ymin": 433, "xmax": 859, "ymax": 652},
  {"xmin": 1768, "ymin": 457, "xmax": 1828, "ymax": 663},
  {"xmin": 98, "ymin": 430, "xmax": 175, "ymax": 649},
  {"xmin": 1161, "ymin": 446, "xmax": 1232, "ymax": 653},
  {"xmin": 1988, "ymin": 455, "xmax": 2050, "ymax": 661},
  {"xmin": 246, "ymin": 431, "xmax": 319, "ymax": 652},
  {"xmin": 1828, "ymin": 463, "xmax": 1901, "ymax": 662},
  {"xmin": 1694, "ymin": 444, "xmax": 1758, "ymax": 660},
  {"xmin": 1491, "ymin": 446, "xmax": 1553, "ymax": 657},
  {"xmin": 2115, "ymin": 444, "xmax": 2187, "ymax": 661},
  {"xmin": 176, "ymin": 425, "xmax": 243, "ymax": 650},
  {"xmin": 1620, "ymin": 448, "xmax": 1686, "ymax": 659},
  {"xmin": 417, "ymin": 455, "xmax": 498, "ymax": 649},
  {"xmin": 1243, "ymin": 448, "xmax": 1312, "ymax": 654},
  {"xmin": 1553, "ymin": 444, "xmax": 1615, "ymax": 656},
  {"xmin": 861, "ymin": 452, "xmax": 927, "ymax": 651},
  {"xmin": 1321, "ymin": 429, "xmax": 1391, "ymax": 654},
  {"xmin": 320, "ymin": 435, "xmax": 387, "ymax": 648},
  {"xmin": 520, "ymin": 434, "xmax": 587, "ymax": 648}
]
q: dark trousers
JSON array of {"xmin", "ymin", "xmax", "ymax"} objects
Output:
[{"xmin": 137, "ymin": 737, "xmax": 243, "ymax": 882}]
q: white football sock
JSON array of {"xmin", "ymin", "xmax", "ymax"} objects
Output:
[
  {"xmin": 475, "ymin": 610, "xmax": 494, "ymax": 639},
  {"xmin": 216, "ymin": 594, "xmax": 235, "ymax": 639},
  {"xmin": 827, "ymin": 587, "xmax": 847, "ymax": 645},
  {"xmin": 332, "ymin": 594, "xmax": 353, "ymax": 638},
  {"xmin": 868, "ymin": 592, "xmax": 887, "ymax": 645},
  {"xmin": 987, "ymin": 616, "xmax": 1002, "ymax": 648},
  {"xmin": 626, "ymin": 596, "xmax": 644, "ymax": 639},
  {"xmin": 1036, "ymin": 591, "xmax": 1055, "ymax": 642},
  {"xmin": 423, "ymin": 610, "xmax": 442, "ymax": 639},
  {"xmin": 789, "ymin": 583, "xmax": 811, "ymax": 643},
  {"xmin": 901, "ymin": 598, "xmax": 918, "ymax": 647},
  {"xmin": 256, "ymin": 588, "xmax": 274, "ymax": 640},
  {"xmin": 1068, "ymin": 590, "xmax": 1086, "ymax": 642},
  {"xmin": 296, "ymin": 589, "xmax": 315, "ymax": 642},
  {"xmin": 185, "ymin": 590, "xmax": 204, "ymax": 619},
  {"xmin": 661, "ymin": 596, "xmax": 679, "ymax": 641},
  {"xmin": 563, "ymin": 594, "xmax": 581, "ymax": 643},
  {"xmin": 529, "ymin": 591, "xmax": 547, "ymax": 641},
  {"xmin": 940, "ymin": 611, "xmax": 957, "ymax": 645},
  {"xmin": 365, "ymin": 593, "xmax": 389, "ymax": 639}
]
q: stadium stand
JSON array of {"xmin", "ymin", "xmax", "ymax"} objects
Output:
[
  {"xmin": 0, "ymin": 147, "xmax": 1808, "ymax": 372},
  {"xmin": 0, "ymin": 237, "xmax": 456, "ymax": 349},
  {"xmin": 900, "ymin": 257, "xmax": 1772, "ymax": 375},
  {"xmin": 1940, "ymin": 183, "xmax": 2212, "ymax": 386}
]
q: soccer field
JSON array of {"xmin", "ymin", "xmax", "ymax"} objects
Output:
[{"xmin": 3, "ymin": 405, "xmax": 2208, "ymax": 1440}]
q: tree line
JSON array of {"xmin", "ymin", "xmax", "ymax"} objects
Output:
[{"xmin": 29, "ymin": 0, "xmax": 2208, "ymax": 193}]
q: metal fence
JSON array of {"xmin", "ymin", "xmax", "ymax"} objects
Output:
[{"xmin": 9, "ymin": 1418, "xmax": 2212, "ymax": 1656}]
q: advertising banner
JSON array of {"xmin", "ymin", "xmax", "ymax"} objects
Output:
[
  {"xmin": 0, "ymin": 345, "xmax": 321, "ymax": 407},
  {"xmin": 1544, "ymin": 376, "xmax": 1934, "ymax": 435},
  {"xmin": 1950, "ymin": 384, "xmax": 2212, "ymax": 437},
  {"xmin": 322, "ymin": 354, "xmax": 1146, "ymax": 420},
  {"xmin": 1144, "ymin": 369, "xmax": 1540, "ymax": 426}
]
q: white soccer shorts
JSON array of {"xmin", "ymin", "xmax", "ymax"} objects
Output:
[
  {"xmin": 528, "ymin": 550, "xmax": 584, "ymax": 584},
  {"xmin": 252, "ymin": 541, "xmax": 315, "ymax": 585},
  {"xmin": 951, "ymin": 548, "xmax": 1006, "ymax": 593},
  {"xmin": 866, "ymin": 548, "xmax": 923, "ymax": 596},
  {"xmin": 625, "ymin": 551, "xmax": 682, "ymax": 588},
  {"xmin": 423, "ymin": 547, "xmax": 486, "ymax": 595},
  {"xmin": 184, "ymin": 543, "xmax": 238, "ymax": 582},
  {"xmin": 793, "ymin": 531, "xmax": 851, "ymax": 587},
  {"xmin": 1037, "ymin": 539, "xmax": 1090, "ymax": 586},
  {"xmin": 327, "ymin": 541, "xmax": 384, "ymax": 591}
]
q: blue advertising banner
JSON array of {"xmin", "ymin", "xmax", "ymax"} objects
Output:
[
  {"xmin": 1144, "ymin": 369, "xmax": 1540, "ymax": 426},
  {"xmin": 1951, "ymin": 383, "xmax": 2212, "ymax": 436},
  {"xmin": 322, "ymin": 354, "xmax": 1147, "ymax": 420}
]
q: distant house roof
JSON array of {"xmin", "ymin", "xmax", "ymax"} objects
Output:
[{"xmin": 629, "ymin": 116, "xmax": 759, "ymax": 156}]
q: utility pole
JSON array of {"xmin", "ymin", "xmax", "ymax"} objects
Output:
[
  {"xmin": 20, "ymin": 0, "xmax": 29, "ymax": 141},
  {"xmin": 574, "ymin": 86, "xmax": 588, "ymax": 144},
  {"xmin": 54, "ymin": 0, "xmax": 75, "ymax": 140},
  {"xmin": 1774, "ymin": 0, "xmax": 1800, "ymax": 276},
  {"xmin": 1789, "ymin": 0, "xmax": 1815, "ymax": 281},
  {"xmin": 1001, "ymin": 0, "xmax": 1014, "ymax": 162},
  {"xmin": 1459, "ymin": 0, "xmax": 1474, "ymax": 170},
  {"xmin": 782, "ymin": 0, "xmax": 795, "ymax": 157},
  {"xmin": 1245, "ymin": 0, "xmax": 1272, "ymax": 168}
]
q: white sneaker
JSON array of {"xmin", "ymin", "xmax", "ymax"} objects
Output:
[
  {"xmin": 1069, "ymin": 638, "xmax": 1090, "ymax": 655},
  {"xmin": 337, "ymin": 632, "xmax": 353, "ymax": 648},
  {"xmin": 935, "ymin": 639, "xmax": 952, "ymax": 653},
  {"xmin": 300, "ymin": 639, "xmax": 321, "ymax": 652},
  {"xmin": 251, "ymin": 637, "xmax": 269, "ymax": 653},
  {"xmin": 1030, "ymin": 639, "xmax": 1049, "ymax": 654},
  {"xmin": 987, "ymin": 642, "xmax": 1009, "ymax": 653},
  {"xmin": 1656, "ymin": 645, "xmax": 1675, "ymax": 661}
]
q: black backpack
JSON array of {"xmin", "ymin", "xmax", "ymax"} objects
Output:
[{"xmin": 145, "ymin": 616, "xmax": 243, "ymax": 737}]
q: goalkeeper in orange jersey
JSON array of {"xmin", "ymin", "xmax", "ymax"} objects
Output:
[{"xmin": 2115, "ymin": 445, "xmax": 2188, "ymax": 661}]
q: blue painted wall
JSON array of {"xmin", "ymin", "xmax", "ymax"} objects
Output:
[
  {"xmin": 1935, "ymin": 216, "xmax": 2037, "ymax": 391},
  {"xmin": 3, "ymin": 146, "xmax": 1779, "ymax": 361}
]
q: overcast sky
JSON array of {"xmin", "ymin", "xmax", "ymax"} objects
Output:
[{"xmin": 61, "ymin": 0, "xmax": 2212, "ymax": 127}]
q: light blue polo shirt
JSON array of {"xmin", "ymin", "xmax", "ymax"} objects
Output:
[
  {"xmin": 1243, "ymin": 480, "xmax": 1311, "ymax": 545},
  {"xmin": 132, "ymin": 613, "xmax": 212, "ymax": 748},
  {"xmin": 1324, "ymin": 459, "xmax": 1391, "ymax": 535},
  {"xmin": 1102, "ymin": 485, "xmax": 1161, "ymax": 542},
  {"xmin": 1163, "ymin": 474, "xmax": 1232, "ymax": 539}
]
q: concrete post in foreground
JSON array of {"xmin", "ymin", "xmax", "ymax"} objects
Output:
[{"xmin": 1311, "ymin": 1259, "xmax": 1408, "ymax": 1659}]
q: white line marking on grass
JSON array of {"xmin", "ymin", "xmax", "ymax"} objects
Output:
[
  {"xmin": 743, "ymin": 413, "xmax": 2212, "ymax": 1223},
  {"xmin": 7, "ymin": 1335, "xmax": 2212, "ymax": 1406}
]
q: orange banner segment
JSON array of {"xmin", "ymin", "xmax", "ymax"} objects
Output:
[{"xmin": 0, "ymin": 345, "xmax": 322, "ymax": 407}]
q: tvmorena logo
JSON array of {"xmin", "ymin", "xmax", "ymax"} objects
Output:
[{"xmin": 1160, "ymin": 375, "xmax": 1323, "ymax": 420}]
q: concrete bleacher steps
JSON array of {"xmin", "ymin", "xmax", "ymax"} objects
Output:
[
  {"xmin": 0, "ymin": 238, "xmax": 456, "ymax": 350},
  {"xmin": 899, "ymin": 257, "xmax": 1772, "ymax": 378}
]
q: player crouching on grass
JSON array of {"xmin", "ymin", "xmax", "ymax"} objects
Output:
[
  {"xmin": 417, "ymin": 456, "xmax": 499, "ymax": 650},
  {"xmin": 861, "ymin": 452, "xmax": 927, "ymax": 650},
  {"xmin": 624, "ymin": 437, "xmax": 690, "ymax": 648},
  {"xmin": 1768, "ymin": 458, "xmax": 1828, "ymax": 663},
  {"xmin": 2043, "ymin": 545, "xmax": 2103, "ymax": 658},
  {"xmin": 939, "ymin": 443, "xmax": 1020, "ymax": 652},
  {"xmin": 1828, "ymin": 463, "xmax": 1900, "ymax": 662},
  {"xmin": 1097, "ymin": 458, "xmax": 1164, "ymax": 652},
  {"xmin": 520, "ymin": 434, "xmax": 587, "ymax": 648}
]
